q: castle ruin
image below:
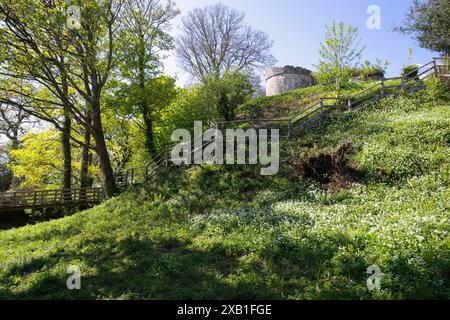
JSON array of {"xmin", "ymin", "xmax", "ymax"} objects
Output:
[{"xmin": 265, "ymin": 66, "xmax": 314, "ymax": 96}]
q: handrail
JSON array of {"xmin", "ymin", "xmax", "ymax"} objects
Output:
[
  {"xmin": 216, "ymin": 118, "xmax": 291, "ymax": 126},
  {"xmin": 0, "ymin": 187, "xmax": 104, "ymax": 211},
  {"xmin": 403, "ymin": 60, "xmax": 435, "ymax": 78},
  {"xmin": 0, "ymin": 187, "xmax": 103, "ymax": 196}
]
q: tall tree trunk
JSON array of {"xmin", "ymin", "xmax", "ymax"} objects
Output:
[
  {"xmin": 80, "ymin": 121, "xmax": 93, "ymax": 189},
  {"xmin": 142, "ymin": 109, "xmax": 156, "ymax": 156},
  {"xmin": 62, "ymin": 107, "xmax": 72, "ymax": 190},
  {"xmin": 79, "ymin": 117, "xmax": 93, "ymax": 210},
  {"xmin": 91, "ymin": 99, "xmax": 117, "ymax": 198},
  {"xmin": 60, "ymin": 61, "xmax": 72, "ymax": 194},
  {"xmin": 138, "ymin": 38, "xmax": 156, "ymax": 156}
]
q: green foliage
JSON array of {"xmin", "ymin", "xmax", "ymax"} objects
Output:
[
  {"xmin": 107, "ymin": 76, "xmax": 178, "ymax": 120},
  {"xmin": 396, "ymin": 0, "xmax": 450, "ymax": 55},
  {"xmin": 156, "ymin": 86, "xmax": 215, "ymax": 149},
  {"xmin": 401, "ymin": 64, "xmax": 419, "ymax": 79},
  {"xmin": 106, "ymin": 76, "xmax": 178, "ymax": 155},
  {"xmin": 9, "ymin": 130, "xmax": 99, "ymax": 190},
  {"xmin": 424, "ymin": 75, "xmax": 450, "ymax": 104},
  {"xmin": 316, "ymin": 21, "xmax": 365, "ymax": 96},
  {"xmin": 9, "ymin": 131, "xmax": 65, "ymax": 190},
  {"xmin": 202, "ymin": 70, "xmax": 254, "ymax": 121},
  {"xmin": 354, "ymin": 59, "xmax": 390, "ymax": 80}
]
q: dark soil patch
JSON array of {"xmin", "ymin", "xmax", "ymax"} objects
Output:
[{"xmin": 285, "ymin": 141, "xmax": 364, "ymax": 191}]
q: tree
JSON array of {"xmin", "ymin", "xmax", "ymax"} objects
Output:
[
  {"xmin": 109, "ymin": 76, "xmax": 178, "ymax": 157},
  {"xmin": 202, "ymin": 70, "xmax": 253, "ymax": 121},
  {"xmin": 316, "ymin": 21, "xmax": 365, "ymax": 96},
  {"xmin": 0, "ymin": 146, "xmax": 13, "ymax": 191},
  {"xmin": 0, "ymin": 4, "xmax": 76, "ymax": 192},
  {"xmin": 66, "ymin": 0, "xmax": 123, "ymax": 198},
  {"xmin": 395, "ymin": 0, "xmax": 450, "ymax": 55},
  {"xmin": 176, "ymin": 3, "xmax": 275, "ymax": 83},
  {"xmin": 157, "ymin": 86, "xmax": 213, "ymax": 148},
  {"xmin": 8, "ymin": 129, "xmax": 99, "ymax": 190},
  {"xmin": 9, "ymin": 130, "xmax": 66, "ymax": 190},
  {"xmin": 0, "ymin": 99, "xmax": 31, "ymax": 150},
  {"xmin": 0, "ymin": 0, "xmax": 122, "ymax": 197},
  {"xmin": 116, "ymin": 0, "xmax": 179, "ymax": 155}
]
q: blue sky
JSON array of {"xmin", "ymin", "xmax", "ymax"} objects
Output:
[{"xmin": 163, "ymin": 0, "xmax": 437, "ymax": 86}]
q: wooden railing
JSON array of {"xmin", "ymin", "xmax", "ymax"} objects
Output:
[
  {"xmin": 114, "ymin": 131, "xmax": 213, "ymax": 187},
  {"xmin": 0, "ymin": 188, "xmax": 104, "ymax": 212},
  {"xmin": 114, "ymin": 147, "xmax": 169, "ymax": 187}
]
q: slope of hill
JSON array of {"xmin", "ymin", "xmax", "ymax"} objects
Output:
[
  {"xmin": 0, "ymin": 86, "xmax": 449, "ymax": 300},
  {"xmin": 238, "ymin": 81, "xmax": 382, "ymax": 119}
]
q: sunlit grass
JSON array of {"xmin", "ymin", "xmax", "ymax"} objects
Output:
[{"xmin": 0, "ymin": 88, "xmax": 449, "ymax": 300}]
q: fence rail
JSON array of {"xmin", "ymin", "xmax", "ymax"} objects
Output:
[{"xmin": 0, "ymin": 188, "xmax": 104, "ymax": 212}]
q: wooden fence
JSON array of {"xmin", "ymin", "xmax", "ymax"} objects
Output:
[{"xmin": 0, "ymin": 188, "xmax": 104, "ymax": 213}]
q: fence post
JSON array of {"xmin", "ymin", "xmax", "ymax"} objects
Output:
[
  {"xmin": 347, "ymin": 99, "xmax": 353, "ymax": 111},
  {"xmin": 433, "ymin": 58, "xmax": 438, "ymax": 75},
  {"xmin": 32, "ymin": 191, "xmax": 37, "ymax": 214},
  {"xmin": 287, "ymin": 119, "xmax": 292, "ymax": 138},
  {"xmin": 124, "ymin": 170, "xmax": 129, "ymax": 187},
  {"xmin": 165, "ymin": 145, "xmax": 169, "ymax": 166},
  {"xmin": 380, "ymin": 79, "xmax": 386, "ymax": 97}
]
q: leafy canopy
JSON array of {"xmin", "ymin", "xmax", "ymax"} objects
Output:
[
  {"xmin": 316, "ymin": 21, "xmax": 365, "ymax": 96},
  {"xmin": 395, "ymin": 0, "xmax": 450, "ymax": 55}
]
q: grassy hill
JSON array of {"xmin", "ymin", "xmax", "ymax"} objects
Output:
[
  {"xmin": 238, "ymin": 81, "xmax": 387, "ymax": 119},
  {"xmin": 0, "ymin": 85, "xmax": 449, "ymax": 300}
]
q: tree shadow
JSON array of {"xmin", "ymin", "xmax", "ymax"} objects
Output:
[{"xmin": 0, "ymin": 238, "xmax": 283, "ymax": 300}]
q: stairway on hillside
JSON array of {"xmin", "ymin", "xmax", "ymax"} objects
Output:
[{"xmin": 115, "ymin": 57, "xmax": 449, "ymax": 189}]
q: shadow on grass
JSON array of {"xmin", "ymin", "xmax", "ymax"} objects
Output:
[{"xmin": 0, "ymin": 238, "xmax": 283, "ymax": 300}]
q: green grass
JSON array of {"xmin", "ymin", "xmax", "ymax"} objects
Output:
[{"xmin": 0, "ymin": 88, "xmax": 449, "ymax": 300}]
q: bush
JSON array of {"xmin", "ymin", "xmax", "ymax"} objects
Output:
[
  {"xmin": 401, "ymin": 64, "xmax": 419, "ymax": 79},
  {"xmin": 156, "ymin": 86, "xmax": 215, "ymax": 149},
  {"xmin": 202, "ymin": 70, "xmax": 254, "ymax": 121},
  {"xmin": 425, "ymin": 76, "xmax": 449, "ymax": 103},
  {"xmin": 352, "ymin": 60, "xmax": 390, "ymax": 81},
  {"xmin": 359, "ymin": 66, "xmax": 385, "ymax": 80}
]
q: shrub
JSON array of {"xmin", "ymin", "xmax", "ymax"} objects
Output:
[
  {"xmin": 353, "ymin": 60, "xmax": 390, "ymax": 80},
  {"xmin": 401, "ymin": 64, "xmax": 419, "ymax": 79},
  {"xmin": 202, "ymin": 70, "xmax": 254, "ymax": 121},
  {"xmin": 425, "ymin": 75, "xmax": 449, "ymax": 103},
  {"xmin": 360, "ymin": 66, "xmax": 384, "ymax": 79}
]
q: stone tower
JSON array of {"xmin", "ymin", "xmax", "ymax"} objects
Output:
[{"xmin": 265, "ymin": 66, "xmax": 314, "ymax": 96}]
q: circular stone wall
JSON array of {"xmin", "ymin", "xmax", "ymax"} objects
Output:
[{"xmin": 265, "ymin": 66, "xmax": 314, "ymax": 96}]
